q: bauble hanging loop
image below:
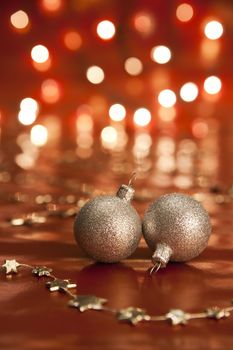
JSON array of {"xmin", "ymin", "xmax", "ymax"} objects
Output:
[
  {"xmin": 74, "ymin": 179, "xmax": 141, "ymax": 263},
  {"xmin": 142, "ymin": 193, "xmax": 212, "ymax": 274}
]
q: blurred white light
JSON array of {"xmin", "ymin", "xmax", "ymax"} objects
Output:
[
  {"xmin": 158, "ymin": 89, "xmax": 177, "ymax": 108},
  {"xmin": 133, "ymin": 108, "xmax": 151, "ymax": 127},
  {"xmin": 15, "ymin": 153, "xmax": 36, "ymax": 169},
  {"xmin": 31, "ymin": 45, "xmax": 49, "ymax": 63},
  {"xmin": 176, "ymin": 3, "xmax": 193, "ymax": 22},
  {"xmin": 180, "ymin": 82, "xmax": 199, "ymax": 102},
  {"xmin": 30, "ymin": 125, "xmax": 48, "ymax": 146},
  {"xmin": 20, "ymin": 97, "xmax": 39, "ymax": 113},
  {"xmin": 18, "ymin": 110, "xmax": 37, "ymax": 126},
  {"xmin": 10, "ymin": 10, "xmax": 29, "ymax": 29},
  {"xmin": 124, "ymin": 57, "xmax": 143, "ymax": 76},
  {"xmin": 204, "ymin": 21, "xmax": 223, "ymax": 40},
  {"xmin": 97, "ymin": 20, "xmax": 116, "ymax": 40},
  {"xmin": 204, "ymin": 76, "xmax": 222, "ymax": 94},
  {"xmin": 109, "ymin": 104, "xmax": 126, "ymax": 121},
  {"xmin": 151, "ymin": 45, "xmax": 171, "ymax": 64},
  {"xmin": 101, "ymin": 126, "xmax": 118, "ymax": 145},
  {"xmin": 86, "ymin": 66, "xmax": 105, "ymax": 84}
]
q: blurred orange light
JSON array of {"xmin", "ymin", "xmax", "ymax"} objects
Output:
[
  {"xmin": 204, "ymin": 76, "xmax": 222, "ymax": 95},
  {"xmin": 158, "ymin": 106, "xmax": 176, "ymax": 122},
  {"xmin": 32, "ymin": 57, "xmax": 52, "ymax": 71},
  {"xmin": 97, "ymin": 20, "xmax": 116, "ymax": 40},
  {"xmin": 41, "ymin": 79, "xmax": 61, "ymax": 104},
  {"xmin": 158, "ymin": 89, "xmax": 176, "ymax": 108},
  {"xmin": 41, "ymin": 0, "xmax": 63, "ymax": 12},
  {"xmin": 76, "ymin": 114, "xmax": 94, "ymax": 133},
  {"xmin": 31, "ymin": 45, "xmax": 49, "ymax": 63},
  {"xmin": 109, "ymin": 104, "xmax": 126, "ymax": 122},
  {"xmin": 201, "ymin": 39, "xmax": 220, "ymax": 62},
  {"xmin": 10, "ymin": 10, "xmax": 29, "ymax": 30},
  {"xmin": 192, "ymin": 120, "xmax": 209, "ymax": 138},
  {"xmin": 151, "ymin": 46, "xmax": 171, "ymax": 64},
  {"xmin": 176, "ymin": 3, "xmax": 193, "ymax": 22},
  {"xmin": 133, "ymin": 108, "xmax": 151, "ymax": 127},
  {"xmin": 124, "ymin": 57, "xmax": 143, "ymax": 76},
  {"xmin": 133, "ymin": 12, "xmax": 155, "ymax": 36},
  {"xmin": 64, "ymin": 31, "xmax": 82, "ymax": 50},
  {"xmin": 204, "ymin": 20, "xmax": 223, "ymax": 40},
  {"xmin": 86, "ymin": 66, "xmax": 105, "ymax": 84}
]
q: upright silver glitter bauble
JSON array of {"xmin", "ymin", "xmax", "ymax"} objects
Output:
[
  {"xmin": 74, "ymin": 184, "xmax": 141, "ymax": 263},
  {"xmin": 142, "ymin": 193, "xmax": 212, "ymax": 269}
]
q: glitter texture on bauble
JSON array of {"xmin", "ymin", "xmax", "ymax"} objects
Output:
[
  {"xmin": 74, "ymin": 184, "xmax": 141, "ymax": 263},
  {"xmin": 142, "ymin": 193, "xmax": 212, "ymax": 270}
]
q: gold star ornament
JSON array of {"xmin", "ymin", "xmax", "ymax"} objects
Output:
[
  {"xmin": 68, "ymin": 295, "xmax": 107, "ymax": 312},
  {"xmin": 46, "ymin": 279, "xmax": 77, "ymax": 292},
  {"xmin": 2, "ymin": 260, "xmax": 21, "ymax": 274},
  {"xmin": 117, "ymin": 307, "xmax": 151, "ymax": 325}
]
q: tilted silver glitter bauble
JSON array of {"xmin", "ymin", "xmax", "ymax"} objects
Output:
[
  {"xmin": 142, "ymin": 193, "xmax": 212, "ymax": 268},
  {"xmin": 74, "ymin": 184, "xmax": 141, "ymax": 263}
]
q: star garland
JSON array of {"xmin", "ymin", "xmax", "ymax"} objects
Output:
[{"xmin": 1, "ymin": 259, "xmax": 232, "ymax": 326}]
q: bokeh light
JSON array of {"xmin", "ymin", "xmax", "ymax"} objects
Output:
[
  {"xmin": 124, "ymin": 57, "xmax": 143, "ymax": 76},
  {"xmin": 133, "ymin": 108, "xmax": 151, "ymax": 127},
  {"xmin": 109, "ymin": 104, "xmax": 126, "ymax": 122},
  {"xmin": 204, "ymin": 76, "xmax": 222, "ymax": 94},
  {"xmin": 180, "ymin": 82, "xmax": 199, "ymax": 102},
  {"xmin": 41, "ymin": 0, "xmax": 63, "ymax": 12},
  {"xmin": 20, "ymin": 98, "xmax": 39, "ymax": 113},
  {"xmin": 101, "ymin": 126, "xmax": 118, "ymax": 149},
  {"xmin": 32, "ymin": 57, "xmax": 52, "ymax": 71},
  {"xmin": 10, "ymin": 10, "xmax": 29, "ymax": 30},
  {"xmin": 41, "ymin": 79, "xmax": 61, "ymax": 103},
  {"xmin": 96, "ymin": 20, "xmax": 116, "ymax": 40},
  {"xmin": 201, "ymin": 39, "xmax": 220, "ymax": 61},
  {"xmin": 76, "ymin": 113, "xmax": 94, "ymax": 133},
  {"xmin": 63, "ymin": 31, "xmax": 82, "ymax": 50},
  {"xmin": 176, "ymin": 3, "xmax": 194, "ymax": 22},
  {"xmin": 192, "ymin": 120, "xmax": 209, "ymax": 138},
  {"xmin": 158, "ymin": 89, "xmax": 177, "ymax": 108},
  {"xmin": 151, "ymin": 45, "xmax": 171, "ymax": 64},
  {"xmin": 30, "ymin": 125, "xmax": 48, "ymax": 146},
  {"xmin": 18, "ymin": 110, "xmax": 37, "ymax": 126},
  {"xmin": 133, "ymin": 12, "xmax": 155, "ymax": 36},
  {"xmin": 31, "ymin": 45, "xmax": 49, "ymax": 63},
  {"xmin": 204, "ymin": 20, "xmax": 223, "ymax": 40},
  {"xmin": 158, "ymin": 106, "xmax": 176, "ymax": 122},
  {"xmin": 86, "ymin": 66, "xmax": 105, "ymax": 84}
]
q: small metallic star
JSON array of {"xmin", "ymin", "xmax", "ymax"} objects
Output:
[
  {"xmin": 206, "ymin": 307, "xmax": 231, "ymax": 320},
  {"xmin": 2, "ymin": 259, "xmax": 20, "ymax": 274},
  {"xmin": 117, "ymin": 307, "xmax": 151, "ymax": 325},
  {"xmin": 68, "ymin": 295, "xmax": 107, "ymax": 312},
  {"xmin": 166, "ymin": 309, "xmax": 190, "ymax": 326},
  {"xmin": 46, "ymin": 279, "xmax": 77, "ymax": 292},
  {"xmin": 32, "ymin": 266, "xmax": 52, "ymax": 277}
]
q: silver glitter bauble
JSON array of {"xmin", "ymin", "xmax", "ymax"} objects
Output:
[
  {"xmin": 142, "ymin": 193, "xmax": 212, "ymax": 269},
  {"xmin": 74, "ymin": 184, "xmax": 141, "ymax": 263}
]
